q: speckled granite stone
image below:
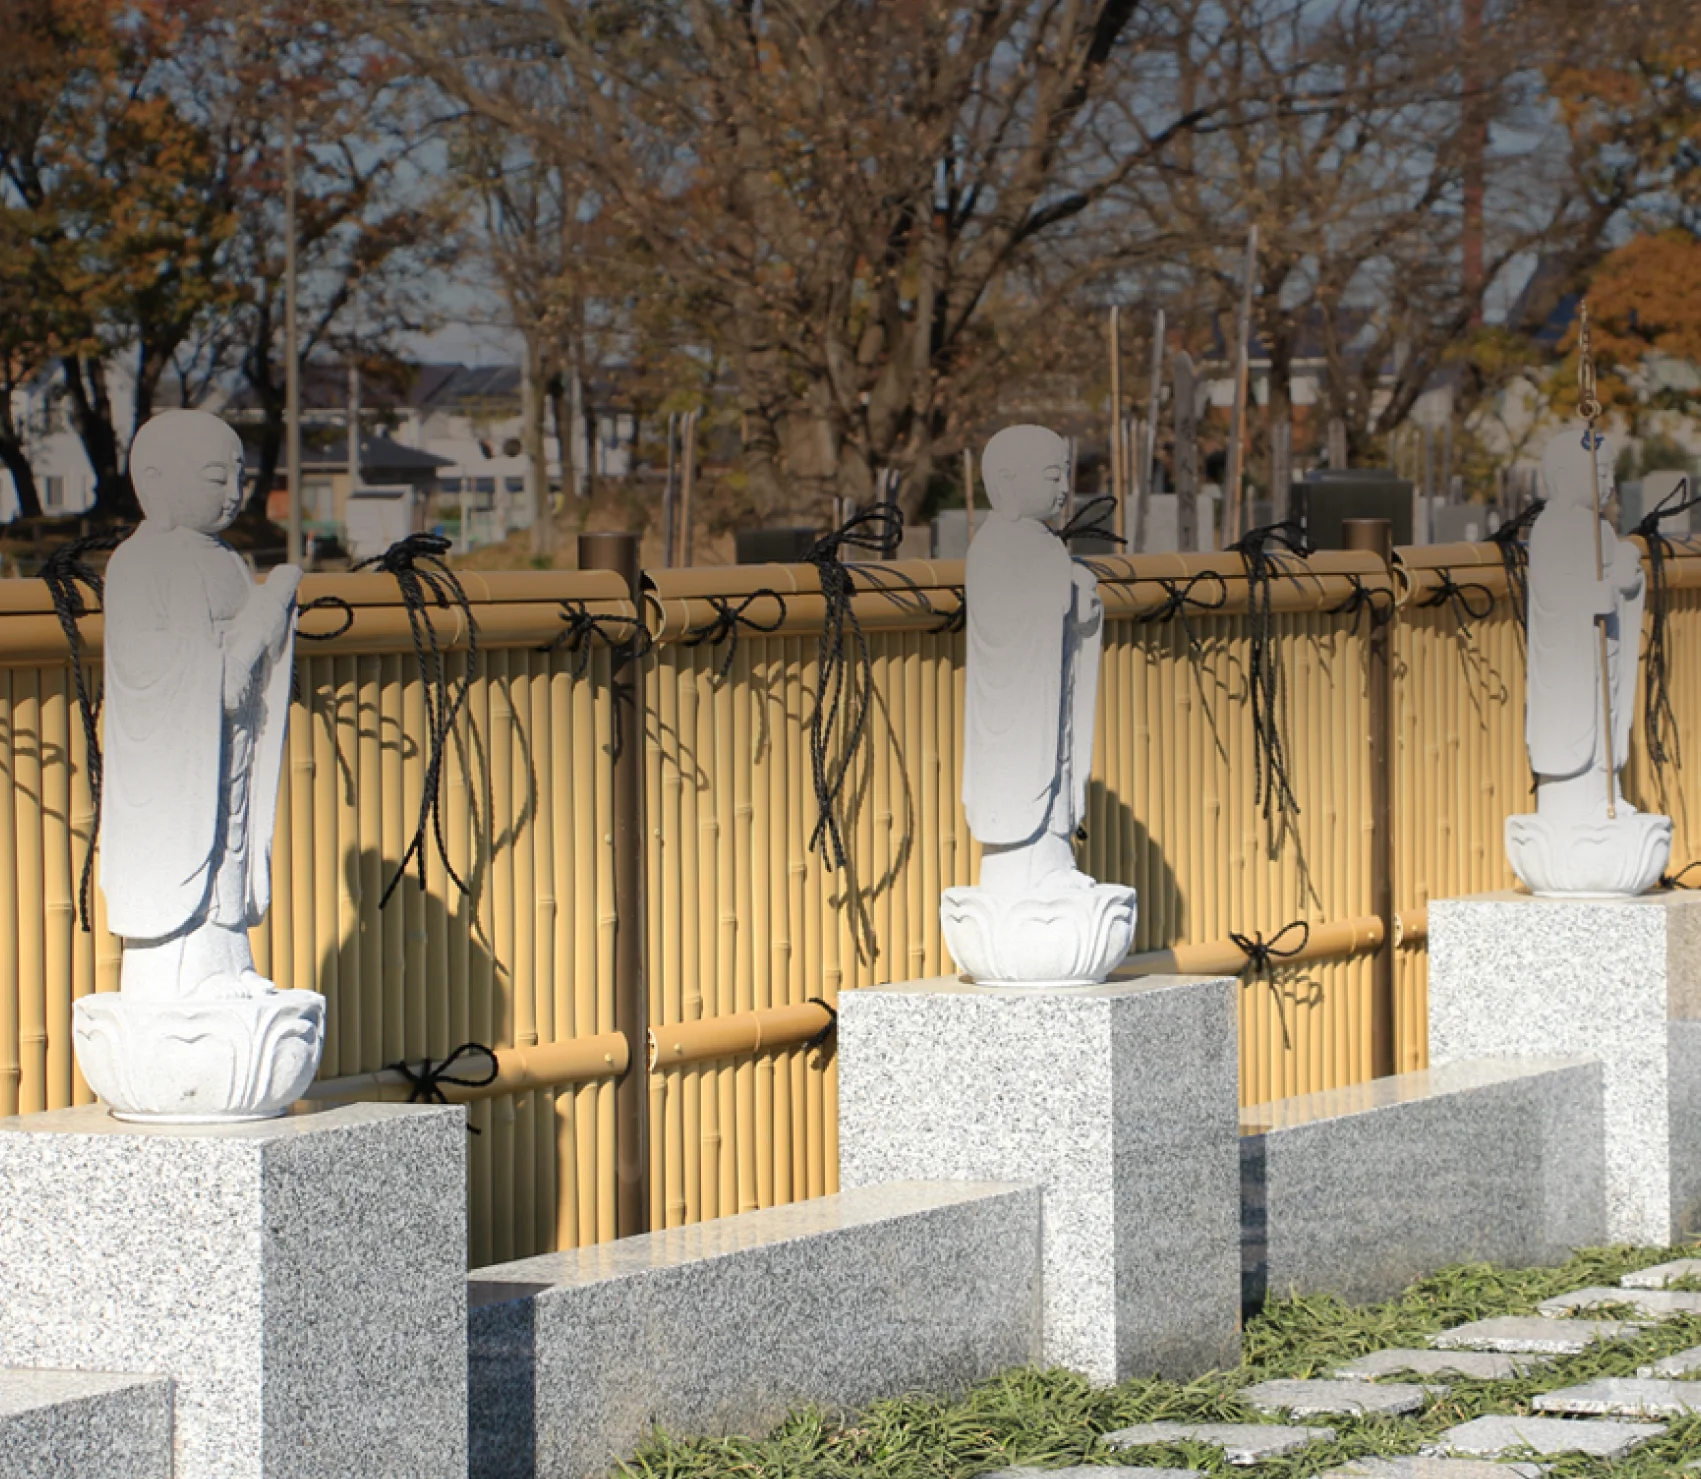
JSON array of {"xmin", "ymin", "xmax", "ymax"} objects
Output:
[
  {"xmin": 469, "ymin": 1180, "xmax": 1040, "ymax": 1479},
  {"xmin": 1333, "ymin": 1349, "xmax": 1547, "ymax": 1381},
  {"xmin": 1538, "ymin": 1284, "xmax": 1701, "ymax": 1318},
  {"xmin": 0, "ymin": 1368, "xmax": 172, "ymax": 1479},
  {"xmin": 1644, "ymin": 1343, "xmax": 1701, "ymax": 1376},
  {"xmin": 1238, "ymin": 1378, "xmax": 1430, "ymax": 1417},
  {"xmin": 1103, "ymin": 1420, "xmax": 1332, "ymax": 1462},
  {"xmin": 0, "ymin": 1103, "xmax": 466, "ymax": 1479},
  {"xmin": 1242, "ymin": 1057, "xmax": 1604, "ymax": 1305},
  {"xmin": 838, "ymin": 974, "xmax": 1240, "ymax": 1382},
  {"xmin": 1428, "ymin": 1413, "xmax": 1663, "ymax": 1458},
  {"xmin": 1533, "ymin": 1376, "xmax": 1701, "ymax": 1416},
  {"xmin": 1322, "ymin": 1461, "xmax": 1542, "ymax": 1478},
  {"xmin": 1429, "ymin": 1315, "xmax": 1641, "ymax": 1352},
  {"xmin": 1429, "ymin": 890, "xmax": 1701, "ymax": 1243},
  {"xmin": 1622, "ymin": 1256, "xmax": 1701, "ymax": 1288}
]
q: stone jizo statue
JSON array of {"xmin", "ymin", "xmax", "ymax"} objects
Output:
[
  {"xmin": 72, "ymin": 410, "xmax": 325, "ymax": 1120},
  {"xmin": 941, "ymin": 425, "xmax": 1137, "ymax": 988},
  {"xmin": 1505, "ymin": 426, "xmax": 1671, "ymax": 896}
]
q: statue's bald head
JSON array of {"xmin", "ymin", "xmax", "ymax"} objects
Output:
[
  {"xmin": 129, "ymin": 411, "xmax": 245, "ymax": 530},
  {"xmin": 981, "ymin": 425, "xmax": 1069, "ymax": 520},
  {"xmin": 1541, "ymin": 425, "xmax": 1613, "ymax": 513}
]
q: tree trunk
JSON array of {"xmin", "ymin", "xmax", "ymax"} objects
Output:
[
  {"xmin": 59, "ymin": 354, "xmax": 138, "ymax": 522},
  {"xmin": 524, "ymin": 333, "xmax": 553, "ymax": 560},
  {"xmin": 0, "ymin": 394, "xmax": 42, "ymax": 520}
]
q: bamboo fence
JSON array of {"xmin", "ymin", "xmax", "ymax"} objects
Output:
[{"xmin": 3, "ymin": 537, "xmax": 1701, "ymax": 1258}]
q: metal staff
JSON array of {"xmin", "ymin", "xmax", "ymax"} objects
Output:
[{"xmin": 1578, "ymin": 301, "xmax": 1616, "ymax": 819}]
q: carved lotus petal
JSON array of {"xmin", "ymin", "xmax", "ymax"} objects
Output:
[
  {"xmin": 73, "ymin": 990, "xmax": 326, "ymax": 1123},
  {"xmin": 1505, "ymin": 810, "xmax": 1673, "ymax": 899},
  {"xmin": 941, "ymin": 883, "xmax": 1137, "ymax": 989}
]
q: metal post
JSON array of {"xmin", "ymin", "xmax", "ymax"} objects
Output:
[
  {"xmin": 1342, "ymin": 517, "xmax": 1396, "ymax": 1078},
  {"xmin": 1108, "ymin": 306, "xmax": 1125, "ymax": 539},
  {"xmin": 1224, "ymin": 225, "xmax": 1258, "ymax": 542},
  {"xmin": 284, "ymin": 95, "xmax": 303, "ymax": 566},
  {"xmin": 577, "ymin": 531, "xmax": 649, "ymax": 1236},
  {"xmin": 1174, "ymin": 350, "xmax": 1200, "ymax": 551}
]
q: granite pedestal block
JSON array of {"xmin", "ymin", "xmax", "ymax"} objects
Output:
[
  {"xmin": 0, "ymin": 1102, "xmax": 467, "ymax": 1479},
  {"xmin": 0, "ymin": 1369, "xmax": 172, "ymax": 1479},
  {"xmin": 469, "ymin": 1180, "xmax": 1039, "ymax": 1479},
  {"xmin": 837, "ymin": 974, "xmax": 1241, "ymax": 1382},
  {"xmin": 1241, "ymin": 1057, "xmax": 1605, "ymax": 1306},
  {"xmin": 1429, "ymin": 890, "xmax": 1701, "ymax": 1243}
]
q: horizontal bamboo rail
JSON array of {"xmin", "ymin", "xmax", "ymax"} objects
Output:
[
  {"xmin": 305, "ymin": 1031, "xmax": 631, "ymax": 1103},
  {"xmin": 1120, "ymin": 915, "xmax": 1387, "ymax": 978},
  {"xmin": 648, "ymin": 1001, "xmax": 834, "ymax": 1070}
]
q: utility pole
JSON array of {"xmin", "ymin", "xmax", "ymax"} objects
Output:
[{"xmin": 284, "ymin": 94, "xmax": 303, "ymax": 566}]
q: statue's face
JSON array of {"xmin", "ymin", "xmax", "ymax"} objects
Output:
[
  {"xmin": 985, "ymin": 437, "xmax": 1069, "ymax": 520},
  {"xmin": 136, "ymin": 433, "xmax": 245, "ymax": 533}
]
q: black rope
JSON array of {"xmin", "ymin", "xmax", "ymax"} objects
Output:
[
  {"xmin": 1327, "ymin": 573, "xmax": 1395, "ymax": 628},
  {"xmin": 40, "ymin": 526, "xmax": 133, "ymax": 932},
  {"xmin": 1134, "ymin": 571, "xmax": 1227, "ymax": 658},
  {"xmin": 294, "ymin": 594, "xmax": 355, "ymax": 641},
  {"xmin": 351, "ymin": 534, "xmax": 478, "ymax": 907},
  {"xmin": 1661, "ymin": 861, "xmax": 1701, "ymax": 891},
  {"xmin": 683, "ymin": 590, "xmax": 787, "ymax": 681},
  {"xmin": 1489, "ymin": 499, "xmax": 1545, "ymax": 635},
  {"xmin": 1053, "ymin": 495, "xmax": 1125, "ymax": 547},
  {"xmin": 804, "ymin": 505, "xmax": 903, "ymax": 871},
  {"xmin": 1635, "ymin": 477, "xmax": 1698, "ymax": 774},
  {"xmin": 538, "ymin": 599, "xmax": 650, "ymax": 679},
  {"xmin": 802, "ymin": 996, "xmax": 838, "ymax": 1051},
  {"xmin": 1418, "ymin": 569, "xmax": 1496, "ymax": 628},
  {"xmin": 387, "ymin": 1041, "xmax": 499, "ymax": 1132},
  {"xmin": 1228, "ymin": 919, "xmax": 1311, "ymax": 1050},
  {"xmin": 928, "ymin": 591, "xmax": 967, "ymax": 635},
  {"xmin": 1227, "ymin": 521, "xmax": 1313, "ymax": 826}
]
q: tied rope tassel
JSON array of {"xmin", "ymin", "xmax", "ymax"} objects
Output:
[
  {"xmin": 1227, "ymin": 521, "xmax": 1314, "ymax": 826},
  {"xmin": 1228, "ymin": 919, "xmax": 1311, "ymax": 1050},
  {"xmin": 387, "ymin": 1042, "xmax": 499, "ymax": 1133},
  {"xmin": 1635, "ymin": 476, "xmax": 1698, "ymax": 774},
  {"xmin": 1418, "ymin": 569, "xmax": 1496, "ymax": 629},
  {"xmin": 683, "ymin": 590, "xmax": 787, "ymax": 681},
  {"xmin": 1052, "ymin": 495, "xmax": 1126, "ymax": 548},
  {"xmin": 804, "ymin": 505, "xmax": 903, "ymax": 871},
  {"xmin": 538, "ymin": 599, "xmax": 650, "ymax": 680},
  {"xmin": 40, "ymin": 525, "xmax": 133, "ymax": 931},
  {"xmin": 1489, "ymin": 499, "xmax": 1545, "ymax": 636},
  {"xmin": 352, "ymin": 534, "xmax": 478, "ymax": 907}
]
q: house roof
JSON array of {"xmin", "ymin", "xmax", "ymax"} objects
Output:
[{"xmin": 242, "ymin": 431, "xmax": 452, "ymax": 476}]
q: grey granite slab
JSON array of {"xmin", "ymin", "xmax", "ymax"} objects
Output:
[
  {"xmin": 1643, "ymin": 1343, "xmax": 1701, "ymax": 1376},
  {"xmin": 1622, "ymin": 1257, "xmax": 1701, "ymax": 1288},
  {"xmin": 838, "ymin": 974, "xmax": 1240, "ymax": 1381},
  {"xmin": 1103, "ymin": 1421, "xmax": 1333, "ymax": 1463},
  {"xmin": 1430, "ymin": 1413, "xmax": 1663, "ymax": 1458},
  {"xmin": 1538, "ymin": 1284, "xmax": 1701, "ymax": 1318},
  {"xmin": 1334, "ymin": 1348, "xmax": 1548, "ymax": 1381},
  {"xmin": 1238, "ymin": 1378, "xmax": 1431, "ymax": 1417},
  {"xmin": 1429, "ymin": 891, "xmax": 1701, "ymax": 1243},
  {"xmin": 1322, "ymin": 1461, "xmax": 1543, "ymax": 1479},
  {"xmin": 0, "ymin": 1368, "xmax": 172, "ymax": 1479},
  {"xmin": 1241, "ymin": 1057, "xmax": 1605, "ymax": 1305},
  {"xmin": 1429, "ymin": 1314, "xmax": 1641, "ymax": 1352},
  {"xmin": 0, "ymin": 1102, "xmax": 467, "ymax": 1479},
  {"xmin": 470, "ymin": 1180, "xmax": 1041, "ymax": 1479},
  {"xmin": 1533, "ymin": 1376, "xmax": 1701, "ymax": 1416}
]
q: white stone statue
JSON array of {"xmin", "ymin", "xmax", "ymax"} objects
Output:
[
  {"xmin": 1505, "ymin": 426, "xmax": 1671, "ymax": 896},
  {"xmin": 72, "ymin": 410, "xmax": 325, "ymax": 1120},
  {"xmin": 940, "ymin": 425, "xmax": 1137, "ymax": 988}
]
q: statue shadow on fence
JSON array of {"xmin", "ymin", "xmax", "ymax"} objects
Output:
[{"xmin": 1083, "ymin": 776, "xmax": 1183, "ymax": 950}]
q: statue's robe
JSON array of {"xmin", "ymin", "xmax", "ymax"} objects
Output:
[
  {"xmin": 1525, "ymin": 504, "xmax": 1641, "ymax": 779},
  {"xmin": 961, "ymin": 513, "xmax": 1101, "ymax": 844},
  {"xmin": 100, "ymin": 524, "xmax": 291, "ymax": 940}
]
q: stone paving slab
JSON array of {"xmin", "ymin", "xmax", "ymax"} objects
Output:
[
  {"xmin": 982, "ymin": 1469, "xmax": 1204, "ymax": 1478},
  {"xmin": 1642, "ymin": 1343, "xmax": 1701, "ymax": 1377},
  {"xmin": 1622, "ymin": 1258, "xmax": 1701, "ymax": 1289},
  {"xmin": 1103, "ymin": 1421, "xmax": 1333, "ymax": 1464},
  {"xmin": 1532, "ymin": 1376, "xmax": 1701, "ymax": 1417},
  {"xmin": 1334, "ymin": 1349, "xmax": 1548, "ymax": 1381},
  {"xmin": 1429, "ymin": 1315, "xmax": 1641, "ymax": 1353},
  {"xmin": 1239, "ymin": 1378, "xmax": 1431, "ymax": 1417},
  {"xmin": 1428, "ymin": 1413, "xmax": 1664, "ymax": 1459},
  {"xmin": 1321, "ymin": 1460, "xmax": 1543, "ymax": 1479},
  {"xmin": 1537, "ymin": 1284, "xmax": 1701, "ymax": 1318}
]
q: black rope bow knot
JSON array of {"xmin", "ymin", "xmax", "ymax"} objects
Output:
[
  {"xmin": 684, "ymin": 589, "xmax": 788, "ymax": 680},
  {"xmin": 1135, "ymin": 571, "xmax": 1227, "ymax": 658},
  {"xmin": 351, "ymin": 534, "xmax": 478, "ymax": 907},
  {"xmin": 1635, "ymin": 477, "xmax": 1698, "ymax": 775},
  {"xmin": 1327, "ymin": 573, "xmax": 1395, "ymax": 628},
  {"xmin": 40, "ymin": 525, "xmax": 134, "ymax": 932},
  {"xmin": 804, "ymin": 505, "xmax": 904, "ymax": 873},
  {"xmin": 1229, "ymin": 919, "xmax": 1312, "ymax": 1050},
  {"xmin": 387, "ymin": 1042, "xmax": 499, "ymax": 1131},
  {"xmin": 294, "ymin": 593, "xmax": 355, "ymax": 641},
  {"xmin": 1053, "ymin": 495, "xmax": 1125, "ymax": 547},
  {"xmin": 1227, "ymin": 521, "xmax": 1314, "ymax": 826},
  {"xmin": 539, "ymin": 599, "xmax": 650, "ymax": 678},
  {"xmin": 1489, "ymin": 499, "xmax": 1545, "ymax": 636},
  {"xmin": 1418, "ymin": 569, "xmax": 1496, "ymax": 628}
]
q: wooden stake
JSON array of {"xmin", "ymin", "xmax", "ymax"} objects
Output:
[
  {"xmin": 1224, "ymin": 225, "xmax": 1259, "ymax": 542},
  {"xmin": 1109, "ymin": 306, "xmax": 1125, "ymax": 539}
]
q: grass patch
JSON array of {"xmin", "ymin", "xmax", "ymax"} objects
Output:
[{"xmin": 618, "ymin": 1242, "xmax": 1701, "ymax": 1478}]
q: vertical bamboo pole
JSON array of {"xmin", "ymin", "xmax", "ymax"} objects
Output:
[
  {"xmin": 684, "ymin": 645, "xmax": 716, "ymax": 1222},
  {"xmin": 488, "ymin": 647, "xmax": 518, "ymax": 1264},
  {"xmin": 402, "ymin": 659, "xmax": 429, "ymax": 1064},
  {"xmin": 731, "ymin": 640, "xmax": 759, "ymax": 1213},
  {"xmin": 467, "ymin": 651, "xmax": 497, "ymax": 1266},
  {"xmin": 379, "ymin": 654, "xmax": 406, "ymax": 1067},
  {"xmin": 41, "ymin": 668, "xmax": 72, "ymax": 1108},
  {"xmin": 289, "ymin": 660, "xmax": 317, "ymax": 1011},
  {"xmin": 785, "ymin": 636, "xmax": 809, "ymax": 1199},
  {"xmin": 571, "ymin": 647, "xmax": 601, "ymax": 1246},
  {"xmin": 591, "ymin": 641, "xmax": 618, "ymax": 1243},
  {"xmin": 14, "ymin": 668, "xmax": 45, "ymax": 1114},
  {"xmin": 357, "ymin": 655, "xmax": 383, "ymax": 1069},
  {"xmin": 712, "ymin": 642, "xmax": 739, "ymax": 1216},
  {"xmin": 803, "ymin": 635, "xmax": 827, "ymax": 1199},
  {"xmin": 0, "ymin": 672, "xmax": 17, "ymax": 1118},
  {"xmin": 333, "ymin": 657, "xmax": 362, "ymax": 1073},
  {"xmin": 70, "ymin": 663, "xmax": 98, "ymax": 1104},
  {"xmin": 657, "ymin": 647, "xmax": 689, "ymax": 1228},
  {"xmin": 550, "ymin": 656, "xmax": 576, "ymax": 1248},
  {"xmin": 529, "ymin": 655, "xmax": 555, "ymax": 1253},
  {"xmin": 315, "ymin": 664, "xmax": 345, "ymax": 1074}
]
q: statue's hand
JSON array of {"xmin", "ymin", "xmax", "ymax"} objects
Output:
[
  {"xmin": 1613, "ymin": 544, "xmax": 1644, "ymax": 597},
  {"xmin": 266, "ymin": 564, "xmax": 303, "ymax": 609}
]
